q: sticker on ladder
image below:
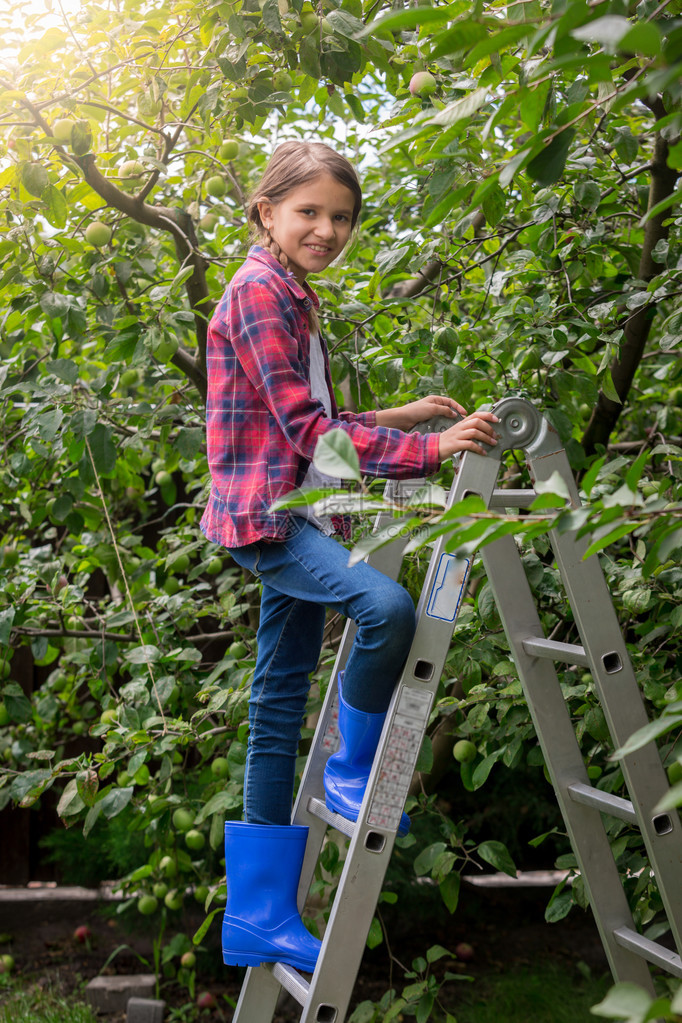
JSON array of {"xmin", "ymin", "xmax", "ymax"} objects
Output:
[
  {"xmin": 425, "ymin": 554, "xmax": 471, "ymax": 622},
  {"xmin": 368, "ymin": 687, "xmax": 432, "ymax": 833}
]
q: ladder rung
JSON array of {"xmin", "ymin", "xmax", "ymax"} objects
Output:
[
  {"xmin": 307, "ymin": 796, "xmax": 356, "ymax": 838},
  {"xmin": 613, "ymin": 926, "xmax": 682, "ymax": 978},
  {"xmin": 567, "ymin": 782, "xmax": 637, "ymax": 825},
  {"xmin": 490, "ymin": 489, "xmax": 537, "ymax": 508},
  {"xmin": 522, "ymin": 636, "xmax": 589, "ymax": 667},
  {"xmin": 268, "ymin": 962, "xmax": 310, "ymax": 1005}
]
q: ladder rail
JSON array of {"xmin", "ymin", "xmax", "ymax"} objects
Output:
[
  {"xmin": 527, "ymin": 447, "xmax": 682, "ymax": 956},
  {"xmin": 481, "ymin": 534, "xmax": 657, "ymax": 993}
]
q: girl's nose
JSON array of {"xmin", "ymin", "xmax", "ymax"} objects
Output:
[{"xmin": 315, "ymin": 217, "xmax": 335, "ymax": 239}]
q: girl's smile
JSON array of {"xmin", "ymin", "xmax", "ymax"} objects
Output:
[{"xmin": 258, "ymin": 173, "xmax": 355, "ymax": 283}]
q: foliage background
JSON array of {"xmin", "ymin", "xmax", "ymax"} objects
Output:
[{"xmin": 0, "ymin": 0, "xmax": 681, "ymax": 1016}]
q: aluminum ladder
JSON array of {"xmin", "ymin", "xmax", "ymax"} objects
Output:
[{"xmin": 230, "ymin": 395, "xmax": 682, "ymax": 1023}]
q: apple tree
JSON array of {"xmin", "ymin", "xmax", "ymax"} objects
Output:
[{"xmin": 0, "ymin": 0, "xmax": 680, "ymax": 997}]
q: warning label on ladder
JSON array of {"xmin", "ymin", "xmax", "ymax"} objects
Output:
[
  {"xmin": 425, "ymin": 554, "xmax": 470, "ymax": 622},
  {"xmin": 368, "ymin": 687, "xmax": 432, "ymax": 832}
]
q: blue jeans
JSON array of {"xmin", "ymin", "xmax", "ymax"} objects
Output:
[{"xmin": 228, "ymin": 520, "xmax": 417, "ymax": 826}]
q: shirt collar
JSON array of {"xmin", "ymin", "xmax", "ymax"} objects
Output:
[{"xmin": 248, "ymin": 245, "xmax": 319, "ymax": 309}]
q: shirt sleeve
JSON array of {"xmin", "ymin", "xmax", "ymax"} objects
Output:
[{"xmin": 228, "ymin": 281, "xmax": 441, "ymax": 480}]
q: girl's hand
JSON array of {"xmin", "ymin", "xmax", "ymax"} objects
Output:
[
  {"xmin": 376, "ymin": 395, "xmax": 468, "ymax": 431},
  {"xmin": 438, "ymin": 411, "xmax": 500, "ymax": 460}
]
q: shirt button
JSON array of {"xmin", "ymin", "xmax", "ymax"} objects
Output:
[{"xmin": 303, "ymin": 299, "xmax": 311, "ymax": 309}]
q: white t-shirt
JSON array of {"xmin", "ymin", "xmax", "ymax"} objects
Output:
[{"xmin": 291, "ymin": 332, "xmax": 341, "ymax": 534}]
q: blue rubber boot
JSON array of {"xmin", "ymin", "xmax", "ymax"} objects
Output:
[
  {"xmin": 222, "ymin": 821, "xmax": 321, "ymax": 972},
  {"xmin": 323, "ymin": 680, "xmax": 410, "ymax": 836}
]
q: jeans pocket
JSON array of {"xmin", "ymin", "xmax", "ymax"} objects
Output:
[{"xmin": 227, "ymin": 543, "xmax": 262, "ymax": 576}]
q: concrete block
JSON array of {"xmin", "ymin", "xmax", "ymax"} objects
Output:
[
  {"xmin": 84, "ymin": 974, "xmax": 156, "ymax": 1014},
  {"xmin": 127, "ymin": 996, "xmax": 166, "ymax": 1022}
]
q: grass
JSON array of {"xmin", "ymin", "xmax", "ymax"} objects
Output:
[
  {"xmin": 450, "ymin": 960, "xmax": 611, "ymax": 1023},
  {"xmin": 0, "ymin": 979, "xmax": 99, "ymax": 1023}
]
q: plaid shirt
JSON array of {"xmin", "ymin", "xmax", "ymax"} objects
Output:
[{"xmin": 200, "ymin": 246, "xmax": 442, "ymax": 548}]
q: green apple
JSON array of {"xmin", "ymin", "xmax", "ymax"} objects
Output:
[
  {"xmin": 211, "ymin": 757, "xmax": 230, "ymax": 779},
  {"xmin": 194, "ymin": 884, "xmax": 209, "ymax": 904},
  {"xmin": 181, "ymin": 951, "xmax": 196, "ymax": 968},
  {"xmin": 185, "ymin": 829, "xmax": 205, "ymax": 851},
  {"xmin": 0, "ymin": 703, "xmax": 9, "ymax": 727},
  {"xmin": 206, "ymin": 175, "xmax": 227, "ymax": 198},
  {"xmin": 120, "ymin": 368, "xmax": 139, "ymax": 387},
  {"xmin": 155, "ymin": 470, "xmax": 173, "ymax": 488},
  {"xmin": 0, "ymin": 953, "xmax": 15, "ymax": 973},
  {"xmin": 219, "ymin": 139, "xmax": 239, "ymax": 160},
  {"xmin": 164, "ymin": 889, "xmax": 183, "ymax": 911},
  {"xmin": 100, "ymin": 708, "xmax": 118, "ymax": 725},
  {"xmin": 120, "ymin": 159, "xmax": 145, "ymax": 179},
  {"xmin": 667, "ymin": 762, "xmax": 682, "ymax": 786},
  {"xmin": 52, "ymin": 118, "xmax": 75, "ymax": 143},
  {"xmin": 2, "ymin": 547, "xmax": 19, "ymax": 568},
  {"xmin": 164, "ymin": 576, "xmax": 180, "ymax": 596},
  {"xmin": 153, "ymin": 336, "xmax": 179, "ymax": 361},
  {"xmin": 206, "ymin": 556, "xmax": 223, "ymax": 575},
  {"xmin": 153, "ymin": 882, "xmax": 169, "ymax": 899},
  {"xmin": 228, "ymin": 640, "xmax": 248, "ymax": 659},
  {"xmin": 300, "ymin": 2, "xmax": 318, "ymax": 32},
  {"xmin": 137, "ymin": 894, "xmax": 158, "ymax": 916},
  {"xmin": 453, "ymin": 739, "xmax": 477, "ymax": 763},
  {"xmin": 272, "ymin": 71, "xmax": 293, "ymax": 92},
  {"xmin": 85, "ymin": 221, "xmax": 112, "ymax": 247},
  {"xmin": 409, "ymin": 71, "xmax": 437, "ymax": 97},
  {"xmin": 173, "ymin": 553, "xmax": 190, "ymax": 573},
  {"xmin": 199, "ymin": 213, "xmax": 218, "ymax": 232},
  {"xmin": 172, "ymin": 807, "xmax": 194, "ymax": 832},
  {"xmin": 159, "ymin": 855, "xmax": 177, "ymax": 877}
]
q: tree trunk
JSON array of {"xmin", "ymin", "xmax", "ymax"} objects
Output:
[{"xmin": 582, "ymin": 133, "xmax": 679, "ymax": 454}]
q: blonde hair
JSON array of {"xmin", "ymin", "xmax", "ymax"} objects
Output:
[{"xmin": 248, "ymin": 142, "xmax": 362, "ymax": 333}]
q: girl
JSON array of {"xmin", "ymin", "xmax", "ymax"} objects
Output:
[{"xmin": 201, "ymin": 141, "xmax": 499, "ymax": 972}]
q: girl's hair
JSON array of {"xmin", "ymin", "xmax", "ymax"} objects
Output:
[{"xmin": 248, "ymin": 141, "xmax": 362, "ymax": 275}]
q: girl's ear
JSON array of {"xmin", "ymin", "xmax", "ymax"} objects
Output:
[{"xmin": 257, "ymin": 199, "xmax": 273, "ymax": 230}]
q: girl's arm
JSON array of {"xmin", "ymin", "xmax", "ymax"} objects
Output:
[{"xmin": 375, "ymin": 395, "xmax": 467, "ymax": 431}]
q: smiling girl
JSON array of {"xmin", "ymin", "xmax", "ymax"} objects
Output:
[{"xmin": 201, "ymin": 140, "xmax": 499, "ymax": 972}]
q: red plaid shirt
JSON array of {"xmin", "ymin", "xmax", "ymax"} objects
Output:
[{"xmin": 200, "ymin": 246, "xmax": 442, "ymax": 548}]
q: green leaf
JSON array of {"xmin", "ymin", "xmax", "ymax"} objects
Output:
[
  {"xmin": 366, "ymin": 917, "xmax": 383, "ymax": 949},
  {"xmin": 526, "ymin": 129, "xmax": 575, "ymax": 185},
  {"xmin": 193, "ymin": 906, "xmax": 223, "ymax": 945},
  {"xmin": 99, "ymin": 786, "xmax": 134, "ymax": 819},
  {"xmin": 359, "ymin": 6, "xmax": 454, "ymax": 39},
  {"xmin": 439, "ymin": 872, "xmax": 460, "ymax": 914},
  {"xmin": 0, "ymin": 608, "xmax": 15, "ymax": 646},
  {"xmin": 619, "ymin": 22, "xmax": 661, "ymax": 57},
  {"xmin": 43, "ymin": 184, "xmax": 68, "ymax": 228},
  {"xmin": 416, "ymin": 991, "xmax": 435, "ymax": 1023},
  {"xmin": 571, "ymin": 16, "xmax": 630, "ymax": 48},
  {"xmin": 481, "ymin": 184, "xmax": 506, "ymax": 227},
  {"xmin": 477, "ymin": 840, "xmax": 516, "ymax": 877},
  {"xmin": 87, "ymin": 423, "xmax": 117, "ymax": 476},
  {"xmin": 313, "ymin": 429, "xmax": 361, "ymax": 482},
  {"xmin": 591, "ymin": 982, "xmax": 653, "ymax": 1022},
  {"xmin": 2, "ymin": 681, "xmax": 32, "ymax": 722},
  {"xmin": 125, "ymin": 645, "xmax": 162, "ymax": 664},
  {"xmin": 428, "ymin": 86, "xmax": 489, "ymax": 128}
]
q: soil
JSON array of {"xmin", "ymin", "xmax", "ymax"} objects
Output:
[{"xmin": 0, "ymin": 878, "xmax": 610, "ymax": 1021}]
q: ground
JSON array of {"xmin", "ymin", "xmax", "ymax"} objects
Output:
[{"xmin": 0, "ymin": 879, "xmax": 612, "ymax": 1021}]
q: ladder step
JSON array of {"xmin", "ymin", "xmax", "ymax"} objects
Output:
[
  {"xmin": 268, "ymin": 962, "xmax": 310, "ymax": 1005},
  {"xmin": 567, "ymin": 782, "xmax": 637, "ymax": 825},
  {"xmin": 522, "ymin": 636, "xmax": 590, "ymax": 667},
  {"xmin": 613, "ymin": 926, "xmax": 682, "ymax": 978},
  {"xmin": 490, "ymin": 489, "xmax": 537, "ymax": 508},
  {"xmin": 307, "ymin": 796, "xmax": 356, "ymax": 838}
]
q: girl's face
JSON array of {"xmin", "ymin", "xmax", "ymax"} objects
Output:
[{"xmin": 258, "ymin": 172, "xmax": 355, "ymax": 283}]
